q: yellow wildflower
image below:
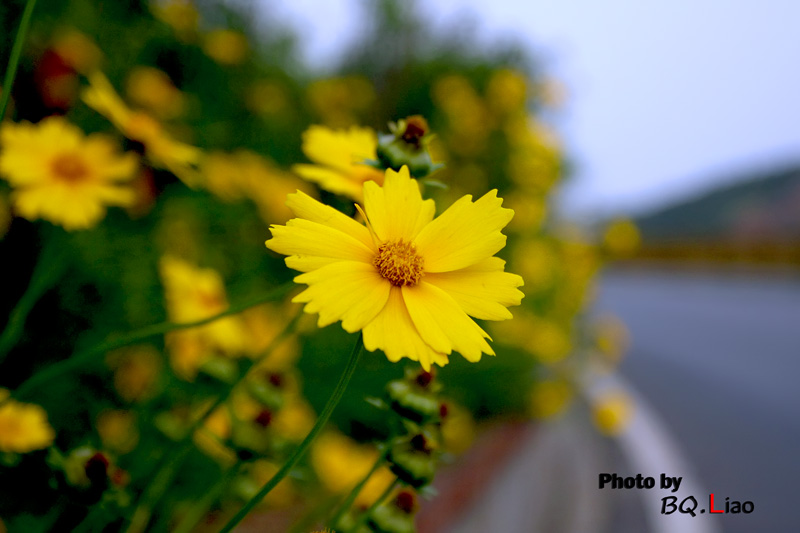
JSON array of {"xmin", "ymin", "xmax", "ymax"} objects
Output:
[
  {"xmin": 486, "ymin": 69, "xmax": 528, "ymax": 114},
  {"xmin": 51, "ymin": 28, "xmax": 103, "ymax": 74},
  {"xmin": 203, "ymin": 29, "xmax": 249, "ymax": 66},
  {"xmin": 603, "ymin": 218, "xmax": 641, "ymax": 258},
  {"xmin": 152, "ymin": 0, "xmax": 199, "ymax": 42},
  {"xmin": 159, "ymin": 256, "xmax": 248, "ymax": 379},
  {"xmin": 530, "ymin": 379, "xmax": 573, "ymax": 419},
  {"xmin": 0, "ymin": 117, "xmax": 138, "ymax": 230},
  {"xmin": 106, "ymin": 345, "xmax": 163, "ymax": 403},
  {"xmin": 592, "ymin": 390, "xmax": 634, "ymax": 436},
  {"xmin": 267, "ymin": 166, "xmax": 524, "ymax": 370},
  {"xmin": 310, "ymin": 431, "xmax": 395, "ymax": 507},
  {"xmin": 96, "ymin": 410, "xmax": 139, "ymax": 454},
  {"xmin": 126, "ymin": 66, "xmax": 185, "ymax": 120},
  {"xmin": 292, "ymin": 125, "xmax": 384, "ymax": 201},
  {"xmin": 202, "ymin": 150, "xmax": 313, "ymax": 224},
  {"xmin": 307, "ymin": 77, "xmax": 376, "ymax": 127},
  {"xmin": 240, "ymin": 460, "xmax": 296, "ymax": 507},
  {"xmin": 0, "ymin": 389, "xmax": 55, "ymax": 453},
  {"xmin": 82, "ymin": 71, "xmax": 201, "ymax": 186},
  {"xmin": 194, "ymin": 406, "xmax": 236, "ymax": 466},
  {"xmin": 440, "ymin": 402, "xmax": 476, "ymax": 455}
]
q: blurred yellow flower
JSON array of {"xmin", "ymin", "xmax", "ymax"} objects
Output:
[
  {"xmin": 239, "ymin": 460, "xmax": 296, "ymax": 507},
  {"xmin": 310, "ymin": 431, "xmax": 395, "ymax": 507},
  {"xmin": 307, "ymin": 77, "xmax": 376, "ymax": 127},
  {"xmin": 82, "ymin": 71, "xmax": 201, "ymax": 186},
  {"xmin": 592, "ymin": 390, "xmax": 634, "ymax": 436},
  {"xmin": 440, "ymin": 402, "xmax": 477, "ymax": 455},
  {"xmin": 603, "ymin": 218, "xmax": 641, "ymax": 258},
  {"xmin": 530, "ymin": 379, "xmax": 573, "ymax": 419},
  {"xmin": 126, "ymin": 66, "xmax": 185, "ymax": 120},
  {"xmin": 432, "ymin": 75, "xmax": 490, "ymax": 156},
  {"xmin": 593, "ymin": 314, "xmax": 630, "ymax": 367},
  {"xmin": 0, "ymin": 389, "xmax": 55, "ymax": 453},
  {"xmin": 51, "ymin": 28, "xmax": 103, "ymax": 74},
  {"xmin": 96, "ymin": 410, "xmax": 139, "ymax": 454},
  {"xmin": 194, "ymin": 406, "xmax": 236, "ymax": 466},
  {"xmin": 486, "ymin": 69, "xmax": 528, "ymax": 114},
  {"xmin": 267, "ymin": 166, "xmax": 524, "ymax": 370},
  {"xmin": 271, "ymin": 398, "xmax": 315, "ymax": 442},
  {"xmin": 152, "ymin": 0, "xmax": 199, "ymax": 42},
  {"xmin": 202, "ymin": 150, "xmax": 313, "ymax": 224},
  {"xmin": 159, "ymin": 256, "xmax": 248, "ymax": 379},
  {"xmin": 107, "ymin": 345, "xmax": 163, "ymax": 403},
  {"xmin": 245, "ymin": 80, "xmax": 290, "ymax": 117},
  {"xmin": 0, "ymin": 117, "xmax": 138, "ymax": 230},
  {"xmin": 240, "ymin": 304, "xmax": 300, "ymax": 369},
  {"xmin": 203, "ymin": 29, "xmax": 248, "ymax": 66},
  {"xmin": 292, "ymin": 125, "xmax": 384, "ymax": 201}
]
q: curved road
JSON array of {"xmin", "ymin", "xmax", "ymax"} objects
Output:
[{"xmin": 596, "ymin": 269, "xmax": 800, "ymax": 533}]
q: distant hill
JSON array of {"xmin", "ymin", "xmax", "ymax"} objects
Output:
[{"xmin": 635, "ymin": 164, "xmax": 800, "ymax": 244}]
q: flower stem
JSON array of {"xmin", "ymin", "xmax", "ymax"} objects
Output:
[
  {"xmin": 0, "ymin": 0, "xmax": 39, "ymax": 121},
  {"xmin": 0, "ymin": 239, "xmax": 66, "ymax": 365},
  {"xmin": 122, "ymin": 308, "xmax": 303, "ymax": 533},
  {"xmin": 328, "ymin": 448, "xmax": 388, "ymax": 530},
  {"xmin": 218, "ymin": 333, "xmax": 366, "ymax": 533},
  {"xmin": 10, "ymin": 281, "xmax": 294, "ymax": 400},
  {"xmin": 346, "ymin": 477, "xmax": 399, "ymax": 533}
]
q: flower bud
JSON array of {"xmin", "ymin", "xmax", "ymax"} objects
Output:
[{"xmin": 377, "ymin": 116, "xmax": 441, "ymax": 178}]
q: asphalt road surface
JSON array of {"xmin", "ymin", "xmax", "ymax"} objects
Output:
[{"xmin": 595, "ymin": 269, "xmax": 800, "ymax": 533}]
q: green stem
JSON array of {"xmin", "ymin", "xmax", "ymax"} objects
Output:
[
  {"xmin": 171, "ymin": 462, "xmax": 243, "ymax": 533},
  {"xmin": 10, "ymin": 281, "xmax": 294, "ymax": 399},
  {"xmin": 328, "ymin": 449, "xmax": 388, "ymax": 530},
  {"xmin": 0, "ymin": 0, "xmax": 39, "ymax": 121},
  {"xmin": 122, "ymin": 308, "xmax": 303, "ymax": 533},
  {"xmin": 218, "ymin": 333, "xmax": 366, "ymax": 533},
  {"xmin": 0, "ymin": 240, "xmax": 66, "ymax": 365},
  {"xmin": 346, "ymin": 477, "xmax": 399, "ymax": 533}
]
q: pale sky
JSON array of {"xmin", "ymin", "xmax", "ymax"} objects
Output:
[{"xmin": 259, "ymin": 0, "xmax": 800, "ymax": 217}]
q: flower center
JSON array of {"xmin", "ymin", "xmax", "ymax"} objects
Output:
[
  {"xmin": 51, "ymin": 154, "xmax": 89, "ymax": 183},
  {"xmin": 374, "ymin": 240, "xmax": 424, "ymax": 286}
]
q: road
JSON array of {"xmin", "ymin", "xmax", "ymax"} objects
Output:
[{"xmin": 595, "ymin": 269, "xmax": 800, "ymax": 533}]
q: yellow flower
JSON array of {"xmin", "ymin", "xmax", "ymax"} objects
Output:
[
  {"xmin": 292, "ymin": 125, "xmax": 384, "ymax": 201},
  {"xmin": 592, "ymin": 390, "xmax": 634, "ymax": 436},
  {"xmin": 310, "ymin": 431, "xmax": 395, "ymax": 507},
  {"xmin": 96, "ymin": 410, "xmax": 139, "ymax": 454},
  {"xmin": 106, "ymin": 345, "xmax": 163, "ymax": 403},
  {"xmin": 0, "ymin": 389, "xmax": 55, "ymax": 453},
  {"xmin": 0, "ymin": 117, "xmax": 138, "ymax": 230},
  {"xmin": 486, "ymin": 69, "xmax": 528, "ymax": 114},
  {"xmin": 530, "ymin": 379, "xmax": 573, "ymax": 419},
  {"xmin": 603, "ymin": 218, "xmax": 641, "ymax": 257},
  {"xmin": 51, "ymin": 28, "xmax": 103, "ymax": 74},
  {"xmin": 152, "ymin": 0, "xmax": 199, "ymax": 42},
  {"xmin": 306, "ymin": 77, "xmax": 376, "ymax": 127},
  {"xmin": 202, "ymin": 150, "xmax": 313, "ymax": 224},
  {"xmin": 159, "ymin": 256, "xmax": 248, "ymax": 378},
  {"xmin": 203, "ymin": 29, "xmax": 248, "ymax": 66},
  {"xmin": 126, "ymin": 66, "xmax": 185, "ymax": 120},
  {"xmin": 82, "ymin": 71, "xmax": 201, "ymax": 186},
  {"xmin": 266, "ymin": 166, "xmax": 523, "ymax": 370}
]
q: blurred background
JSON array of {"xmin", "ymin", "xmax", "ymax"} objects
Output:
[{"xmin": 0, "ymin": 0, "xmax": 798, "ymax": 532}]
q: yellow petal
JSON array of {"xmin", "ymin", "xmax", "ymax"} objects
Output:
[
  {"xmin": 363, "ymin": 166, "xmax": 434, "ymax": 242},
  {"xmin": 293, "ymin": 163, "xmax": 363, "ymax": 200},
  {"xmin": 285, "ymin": 190, "xmax": 373, "ymax": 250},
  {"xmin": 362, "ymin": 287, "xmax": 448, "ymax": 371},
  {"xmin": 414, "ymin": 189, "xmax": 513, "ymax": 273},
  {"xmin": 267, "ymin": 218, "xmax": 374, "ymax": 268},
  {"xmin": 293, "ymin": 261, "xmax": 390, "ymax": 331},
  {"xmin": 425, "ymin": 258, "xmax": 524, "ymax": 320},
  {"xmin": 401, "ymin": 281, "xmax": 494, "ymax": 363}
]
